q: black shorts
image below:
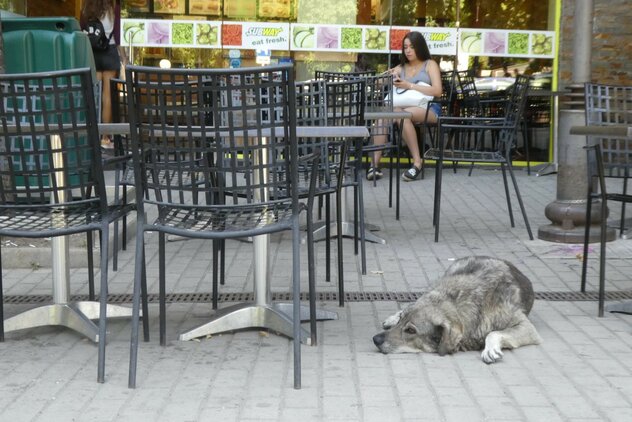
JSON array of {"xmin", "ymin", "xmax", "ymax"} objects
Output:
[{"xmin": 93, "ymin": 45, "xmax": 120, "ymax": 72}]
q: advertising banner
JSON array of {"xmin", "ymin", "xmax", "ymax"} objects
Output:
[{"xmin": 121, "ymin": 19, "xmax": 555, "ymax": 59}]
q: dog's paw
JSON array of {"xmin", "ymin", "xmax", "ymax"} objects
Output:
[
  {"xmin": 481, "ymin": 332, "xmax": 503, "ymax": 364},
  {"xmin": 382, "ymin": 311, "xmax": 403, "ymax": 330}
]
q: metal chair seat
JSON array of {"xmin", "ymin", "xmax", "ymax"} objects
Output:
[
  {"xmin": 425, "ymin": 148, "xmax": 505, "ymax": 163},
  {"xmin": 0, "ymin": 203, "xmax": 132, "ymax": 236},
  {"xmin": 151, "ymin": 200, "xmax": 299, "ymax": 237}
]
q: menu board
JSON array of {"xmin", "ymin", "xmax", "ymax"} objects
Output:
[
  {"xmin": 153, "ymin": 0, "xmax": 186, "ymax": 15},
  {"xmin": 188, "ymin": 0, "xmax": 221, "ymax": 16},
  {"xmin": 120, "ymin": 18, "xmax": 556, "ymax": 58}
]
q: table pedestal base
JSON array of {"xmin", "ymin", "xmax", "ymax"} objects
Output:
[
  {"xmin": 3, "ymin": 302, "xmax": 134, "ymax": 342},
  {"xmin": 606, "ymin": 302, "xmax": 632, "ymax": 315},
  {"xmin": 312, "ymin": 221, "xmax": 386, "ymax": 244},
  {"xmin": 178, "ymin": 303, "xmax": 337, "ymax": 345}
]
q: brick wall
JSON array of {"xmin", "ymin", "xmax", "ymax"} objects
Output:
[{"xmin": 559, "ymin": 0, "xmax": 632, "ymax": 86}]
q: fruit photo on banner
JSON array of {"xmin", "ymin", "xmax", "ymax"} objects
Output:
[{"xmin": 292, "ymin": 26, "xmax": 315, "ymax": 49}]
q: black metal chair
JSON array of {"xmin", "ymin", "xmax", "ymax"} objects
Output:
[
  {"xmin": 361, "ymin": 74, "xmax": 402, "ymax": 217},
  {"xmin": 315, "ymin": 71, "xmax": 399, "ymax": 211},
  {"xmin": 416, "ymin": 70, "xmax": 458, "ymax": 179},
  {"xmin": 323, "ymin": 79, "xmax": 368, "ymax": 286},
  {"xmin": 294, "ymin": 79, "xmax": 339, "ymax": 342},
  {"xmin": 107, "ymin": 77, "xmax": 134, "ymax": 271},
  {"xmin": 314, "ymin": 69, "xmax": 375, "ymax": 82},
  {"xmin": 580, "ymin": 83, "xmax": 632, "ymax": 317},
  {"xmin": 0, "ymin": 67, "xmax": 134, "ymax": 382},
  {"xmin": 125, "ymin": 64, "xmax": 316, "ymax": 389},
  {"xmin": 424, "ymin": 74, "xmax": 534, "ymax": 242}
]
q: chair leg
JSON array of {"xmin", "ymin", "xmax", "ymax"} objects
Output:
[
  {"xmin": 325, "ymin": 194, "xmax": 331, "ymax": 282},
  {"xmin": 353, "ymin": 186, "xmax": 359, "ymax": 256},
  {"xmin": 581, "ymin": 193, "xmax": 593, "ymax": 293},
  {"xmin": 159, "ymin": 232, "xmax": 167, "ymax": 346},
  {"xmin": 0, "ymin": 247, "xmax": 4, "ymax": 342},
  {"xmin": 501, "ymin": 165, "xmax": 516, "ymax": 228},
  {"xmin": 220, "ymin": 239, "xmax": 226, "ymax": 286},
  {"xmin": 128, "ymin": 227, "xmax": 145, "ymax": 389},
  {"xmin": 122, "ymin": 187, "xmax": 128, "ymax": 251},
  {"xmin": 357, "ymin": 171, "xmax": 367, "ymax": 275},
  {"xmin": 598, "ymin": 198, "xmax": 608, "ymax": 317},
  {"xmin": 396, "ymin": 143, "xmax": 401, "ymax": 220},
  {"xmin": 291, "ymin": 216, "xmax": 302, "ymax": 390},
  {"xmin": 388, "ymin": 148, "xmax": 394, "ymax": 208},
  {"xmin": 212, "ymin": 239, "xmax": 219, "ymax": 310},
  {"xmin": 336, "ymin": 187, "xmax": 344, "ymax": 307},
  {"xmin": 507, "ymin": 165, "xmax": 534, "ymax": 240},
  {"xmin": 522, "ymin": 119, "xmax": 531, "ymax": 176},
  {"xmin": 306, "ymin": 204, "xmax": 317, "ymax": 346},
  {"xmin": 620, "ymin": 177, "xmax": 628, "ymax": 236},
  {"xmin": 141, "ymin": 251, "xmax": 149, "ymax": 342},
  {"xmin": 434, "ymin": 158, "xmax": 444, "ymax": 243},
  {"xmin": 97, "ymin": 227, "xmax": 110, "ymax": 383},
  {"xmin": 87, "ymin": 231, "xmax": 95, "ymax": 301},
  {"xmin": 112, "ymin": 169, "xmax": 121, "ymax": 272}
]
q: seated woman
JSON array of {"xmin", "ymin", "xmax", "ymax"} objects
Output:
[{"xmin": 368, "ymin": 32, "xmax": 442, "ymax": 182}]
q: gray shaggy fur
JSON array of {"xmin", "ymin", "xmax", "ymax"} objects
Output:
[{"xmin": 373, "ymin": 256, "xmax": 541, "ymax": 363}]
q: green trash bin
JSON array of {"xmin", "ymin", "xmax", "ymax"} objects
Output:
[
  {"xmin": 1, "ymin": 17, "xmax": 98, "ymax": 187},
  {"xmin": 2, "ymin": 17, "xmax": 95, "ymax": 74}
]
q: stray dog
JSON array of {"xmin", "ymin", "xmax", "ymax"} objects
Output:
[{"xmin": 373, "ymin": 256, "xmax": 541, "ymax": 363}]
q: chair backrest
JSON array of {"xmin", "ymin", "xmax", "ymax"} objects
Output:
[
  {"xmin": 323, "ymin": 79, "xmax": 366, "ymax": 177},
  {"xmin": 294, "ymin": 79, "xmax": 333, "ymax": 190},
  {"xmin": 437, "ymin": 70, "xmax": 457, "ymax": 116},
  {"xmin": 494, "ymin": 75, "xmax": 531, "ymax": 156},
  {"xmin": 456, "ymin": 70, "xmax": 481, "ymax": 116},
  {"xmin": 125, "ymin": 64, "xmax": 298, "ymax": 210},
  {"xmin": 0, "ymin": 67, "xmax": 106, "ymax": 208},
  {"xmin": 314, "ymin": 69, "xmax": 376, "ymax": 82},
  {"xmin": 295, "ymin": 79, "xmax": 326, "ymax": 127},
  {"xmin": 524, "ymin": 78, "xmax": 551, "ymax": 127},
  {"xmin": 111, "ymin": 77, "xmax": 128, "ymax": 123},
  {"xmin": 584, "ymin": 83, "xmax": 632, "ymax": 179}
]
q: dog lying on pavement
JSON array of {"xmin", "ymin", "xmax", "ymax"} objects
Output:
[{"xmin": 373, "ymin": 256, "xmax": 541, "ymax": 363}]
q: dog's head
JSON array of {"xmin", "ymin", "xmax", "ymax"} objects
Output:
[{"xmin": 372, "ymin": 295, "xmax": 463, "ymax": 355}]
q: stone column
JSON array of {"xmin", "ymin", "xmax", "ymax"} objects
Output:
[{"xmin": 537, "ymin": 0, "xmax": 614, "ymax": 243}]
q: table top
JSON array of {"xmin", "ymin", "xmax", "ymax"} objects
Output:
[
  {"xmin": 99, "ymin": 123, "xmax": 369, "ymax": 139},
  {"xmin": 364, "ymin": 108, "xmax": 412, "ymax": 120},
  {"xmin": 3, "ymin": 123, "xmax": 369, "ymax": 139},
  {"xmin": 569, "ymin": 124, "xmax": 632, "ymax": 138}
]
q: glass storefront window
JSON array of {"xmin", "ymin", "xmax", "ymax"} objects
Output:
[
  {"xmin": 123, "ymin": 1, "xmax": 554, "ymax": 75},
  {"xmin": 121, "ymin": 0, "xmax": 557, "ymax": 163}
]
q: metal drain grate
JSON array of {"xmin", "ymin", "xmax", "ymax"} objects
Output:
[{"xmin": 4, "ymin": 290, "xmax": 632, "ymax": 304}]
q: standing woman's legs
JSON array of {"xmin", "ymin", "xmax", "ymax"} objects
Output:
[{"xmin": 100, "ymin": 69, "xmax": 118, "ymax": 124}]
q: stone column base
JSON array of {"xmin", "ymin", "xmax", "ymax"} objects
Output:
[{"xmin": 537, "ymin": 199, "xmax": 616, "ymax": 243}]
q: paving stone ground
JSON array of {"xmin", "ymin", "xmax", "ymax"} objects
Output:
[{"xmin": 2, "ymin": 167, "xmax": 632, "ymax": 421}]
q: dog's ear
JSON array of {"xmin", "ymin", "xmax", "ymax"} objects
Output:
[
  {"xmin": 436, "ymin": 319, "xmax": 463, "ymax": 356},
  {"xmin": 382, "ymin": 310, "xmax": 404, "ymax": 330}
]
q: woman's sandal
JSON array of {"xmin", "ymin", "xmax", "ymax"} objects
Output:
[
  {"xmin": 366, "ymin": 167, "xmax": 383, "ymax": 181},
  {"xmin": 402, "ymin": 165, "xmax": 422, "ymax": 181}
]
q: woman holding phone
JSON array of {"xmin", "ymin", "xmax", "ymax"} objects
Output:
[{"xmin": 368, "ymin": 32, "xmax": 442, "ymax": 182}]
